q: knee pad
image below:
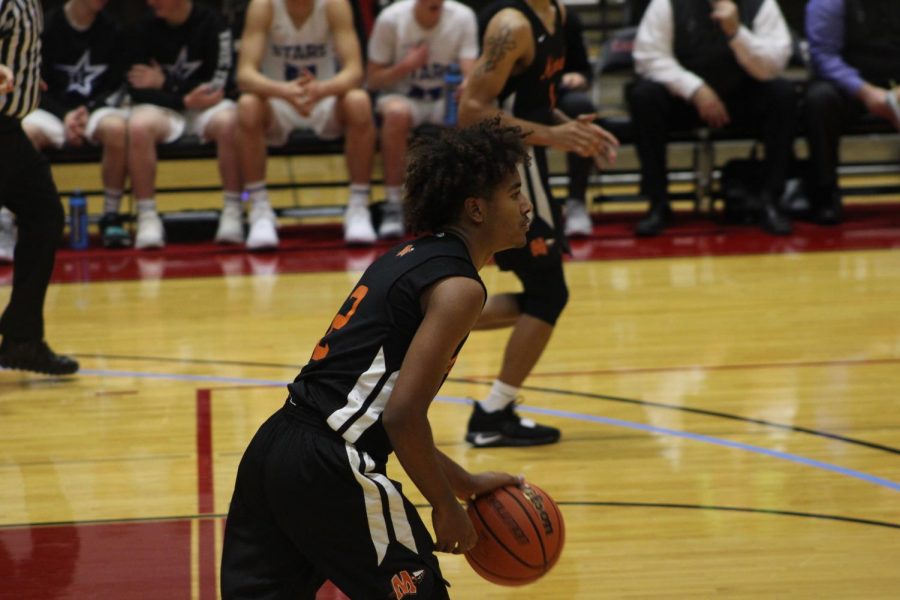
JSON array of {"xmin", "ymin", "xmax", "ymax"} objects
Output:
[{"xmin": 517, "ymin": 268, "xmax": 569, "ymax": 326}]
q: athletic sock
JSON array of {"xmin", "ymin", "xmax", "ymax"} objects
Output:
[
  {"xmin": 103, "ymin": 189, "xmax": 123, "ymax": 215},
  {"xmin": 385, "ymin": 185, "xmax": 403, "ymax": 206},
  {"xmin": 349, "ymin": 184, "xmax": 370, "ymax": 209},
  {"xmin": 480, "ymin": 379, "xmax": 519, "ymax": 413},
  {"xmin": 136, "ymin": 198, "xmax": 156, "ymax": 215},
  {"xmin": 245, "ymin": 181, "xmax": 269, "ymax": 210}
]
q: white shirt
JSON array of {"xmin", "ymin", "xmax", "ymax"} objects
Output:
[
  {"xmin": 367, "ymin": 0, "xmax": 478, "ymax": 97},
  {"xmin": 260, "ymin": 0, "xmax": 338, "ymax": 82},
  {"xmin": 633, "ymin": 0, "xmax": 792, "ymax": 100}
]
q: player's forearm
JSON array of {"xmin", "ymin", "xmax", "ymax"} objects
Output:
[
  {"xmin": 436, "ymin": 449, "xmax": 476, "ymax": 500},
  {"xmin": 367, "ymin": 62, "xmax": 412, "ymax": 91},
  {"xmin": 385, "ymin": 413, "xmax": 459, "ymax": 511},
  {"xmin": 316, "ymin": 66, "xmax": 363, "ymax": 99},
  {"xmin": 458, "ymin": 100, "xmax": 554, "ymax": 147},
  {"xmin": 237, "ymin": 68, "xmax": 286, "ymax": 98}
]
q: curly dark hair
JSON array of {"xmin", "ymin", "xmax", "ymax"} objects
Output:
[{"xmin": 404, "ymin": 117, "xmax": 529, "ymax": 235}]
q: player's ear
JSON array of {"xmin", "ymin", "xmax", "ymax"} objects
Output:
[{"xmin": 464, "ymin": 196, "xmax": 486, "ymax": 224}]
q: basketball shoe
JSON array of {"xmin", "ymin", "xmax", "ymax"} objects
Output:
[
  {"xmin": 135, "ymin": 210, "xmax": 165, "ymax": 249},
  {"xmin": 0, "ymin": 339, "xmax": 79, "ymax": 375},
  {"xmin": 215, "ymin": 203, "xmax": 245, "ymax": 245},
  {"xmin": 564, "ymin": 199, "xmax": 592, "ymax": 237},
  {"xmin": 378, "ymin": 202, "xmax": 405, "ymax": 239},
  {"xmin": 247, "ymin": 204, "xmax": 279, "ymax": 249},
  {"xmin": 344, "ymin": 204, "xmax": 376, "ymax": 245},
  {"xmin": 98, "ymin": 213, "xmax": 132, "ymax": 248},
  {"xmin": 466, "ymin": 400, "xmax": 561, "ymax": 448}
]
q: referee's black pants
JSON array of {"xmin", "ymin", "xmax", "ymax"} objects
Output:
[{"xmin": 0, "ymin": 115, "xmax": 65, "ymax": 342}]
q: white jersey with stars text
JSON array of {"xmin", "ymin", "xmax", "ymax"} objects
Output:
[
  {"xmin": 367, "ymin": 0, "xmax": 478, "ymax": 99},
  {"xmin": 260, "ymin": 0, "xmax": 337, "ymax": 82}
]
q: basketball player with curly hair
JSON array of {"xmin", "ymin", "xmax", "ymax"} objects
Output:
[{"xmin": 222, "ymin": 118, "xmax": 532, "ymax": 599}]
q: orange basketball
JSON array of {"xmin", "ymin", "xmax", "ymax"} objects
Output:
[{"xmin": 464, "ymin": 482, "xmax": 565, "ymax": 586}]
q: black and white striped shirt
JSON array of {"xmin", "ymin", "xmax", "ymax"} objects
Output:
[{"xmin": 0, "ymin": 0, "xmax": 42, "ymax": 119}]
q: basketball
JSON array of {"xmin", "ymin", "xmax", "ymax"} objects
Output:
[{"xmin": 465, "ymin": 482, "xmax": 565, "ymax": 586}]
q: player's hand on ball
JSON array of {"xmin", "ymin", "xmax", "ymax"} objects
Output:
[
  {"xmin": 432, "ymin": 501, "xmax": 477, "ymax": 554},
  {"xmin": 465, "ymin": 471, "xmax": 523, "ymax": 500}
]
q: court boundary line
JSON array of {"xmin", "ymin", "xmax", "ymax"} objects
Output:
[
  {"xmin": 2, "ymin": 503, "xmax": 897, "ymax": 532},
  {"xmin": 69, "ymin": 360, "xmax": 900, "ymax": 457}
]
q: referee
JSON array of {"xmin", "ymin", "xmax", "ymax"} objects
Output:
[{"xmin": 0, "ymin": 0, "xmax": 78, "ymax": 375}]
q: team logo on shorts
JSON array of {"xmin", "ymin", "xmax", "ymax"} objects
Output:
[{"xmin": 390, "ymin": 569, "xmax": 424, "ymax": 599}]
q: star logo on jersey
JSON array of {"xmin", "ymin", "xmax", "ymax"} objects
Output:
[
  {"xmin": 56, "ymin": 50, "xmax": 108, "ymax": 96},
  {"xmin": 163, "ymin": 47, "xmax": 202, "ymax": 82}
]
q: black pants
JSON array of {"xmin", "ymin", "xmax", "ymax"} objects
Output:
[
  {"xmin": 804, "ymin": 79, "xmax": 874, "ymax": 201},
  {"xmin": 557, "ymin": 88, "xmax": 597, "ymax": 203},
  {"xmin": 625, "ymin": 77, "xmax": 796, "ymax": 208},
  {"xmin": 0, "ymin": 116, "xmax": 65, "ymax": 342},
  {"xmin": 221, "ymin": 404, "xmax": 449, "ymax": 600}
]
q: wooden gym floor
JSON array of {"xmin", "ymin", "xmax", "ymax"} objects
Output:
[{"xmin": 1, "ymin": 188, "xmax": 899, "ymax": 598}]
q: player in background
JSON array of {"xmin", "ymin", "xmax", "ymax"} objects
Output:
[
  {"xmin": 366, "ymin": 0, "xmax": 479, "ymax": 239},
  {"xmin": 235, "ymin": 0, "xmax": 378, "ymax": 246},
  {"xmin": 459, "ymin": 0, "xmax": 618, "ymax": 448}
]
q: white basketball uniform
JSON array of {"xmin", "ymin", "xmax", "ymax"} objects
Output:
[
  {"xmin": 22, "ymin": 106, "xmax": 130, "ymax": 149},
  {"xmin": 261, "ymin": 0, "xmax": 343, "ymax": 144},
  {"xmin": 368, "ymin": 0, "xmax": 478, "ymax": 126}
]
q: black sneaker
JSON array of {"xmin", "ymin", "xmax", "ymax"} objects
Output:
[
  {"xmin": 0, "ymin": 339, "xmax": 79, "ymax": 375},
  {"xmin": 99, "ymin": 213, "xmax": 132, "ymax": 248},
  {"xmin": 465, "ymin": 401, "xmax": 560, "ymax": 448}
]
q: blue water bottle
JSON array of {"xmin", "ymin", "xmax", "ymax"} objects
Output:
[
  {"xmin": 443, "ymin": 63, "xmax": 463, "ymax": 127},
  {"xmin": 69, "ymin": 191, "xmax": 89, "ymax": 249}
]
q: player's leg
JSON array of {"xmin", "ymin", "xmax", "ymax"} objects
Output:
[
  {"xmin": 333, "ymin": 90, "xmax": 378, "ymax": 245},
  {"xmin": 90, "ymin": 110, "xmax": 131, "ymax": 248},
  {"xmin": 128, "ymin": 105, "xmax": 181, "ymax": 249},
  {"xmin": 236, "ymin": 93, "xmax": 281, "ymax": 250},
  {"xmin": 201, "ymin": 103, "xmax": 246, "ymax": 245},
  {"xmin": 376, "ymin": 95, "xmax": 415, "ymax": 239},
  {"xmin": 467, "ymin": 251, "xmax": 566, "ymax": 448}
]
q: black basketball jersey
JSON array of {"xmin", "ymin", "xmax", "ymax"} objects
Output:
[
  {"xmin": 478, "ymin": 0, "xmax": 568, "ymax": 251},
  {"xmin": 127, "ymin": 3, "xmax": 232, "ymax": 110},
  {"xmin": 39, "ymin": 7, "xmax": 126, "ymax": 118},
  {"xmin": 287, "ymin": 233, "xmax": 485, "ymax": 461},
  {"xmin": 478, "ymin": 0, "xmax": 566, "ymax": 125}
]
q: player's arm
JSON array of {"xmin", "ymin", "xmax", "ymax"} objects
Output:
[
  {"xmin": 236, "ymin": 0, "xmax": 285, "ymax": 97},
  {"xmin": 366, "ymin": 17, "xmax": 426, "ymax": 91},
  {"xmin": 319, "ymin": 0, "xmax": 365, "ymax": 97},
  {"xmin": 383, "ymin": 277, "xmax": 500, "ymax": 552},
  {"xmin": 459, "ymin": 10, "xmax": 554, "ymax": 142}
]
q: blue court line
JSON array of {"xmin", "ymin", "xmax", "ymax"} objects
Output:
[{"xmin": 79, "ymin": 369, "xmax": 900, "ymax": 493}]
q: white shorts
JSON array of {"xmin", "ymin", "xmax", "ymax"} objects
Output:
[
  {"xmin": 21, "ymin": 106, "xmax": 131, "ymax": 148},
  {"xmin": 375, "ymin": 93, "xmax": 447, "ymax": 128},
  {"xmin": 266, "ymin": 96, "xmax": 341, "ymax": 146},
  {"xmin": 132, "ymin": 99, "xmax": 236, "ymax": 144}
]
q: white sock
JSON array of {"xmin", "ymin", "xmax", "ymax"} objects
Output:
[
  {"xmin": 480, "ymin": 379, "xmax": 519, "ymax": 413},
  {"xmin": 136, "ymin": 198, "xmax": 156, "ymax": 215},
  {"xmin": 385, "ymin": 185, "xmax": 403, "ymax": 205},
  {"xmin": 103, "ymin": 189, "xmax": 123, "ymax": 215},
  {"xmin": 223, "ymin": 191, "xmax": 241, "ymax": 209},
  {"xmin": 349, "ymin": 184, "xmax": 370, "ymax": 209},
  {"xmin": 246, "ymin": 181, "xmax": 269, "ymax": 209}
]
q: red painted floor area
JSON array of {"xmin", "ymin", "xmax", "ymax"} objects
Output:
[
  {"xmin": 0, "ymin": 204, "xmax": 896, "ymax": 285},
  {"xmin": 0, "ymin": 520, "xmax": 192, "ymax": 600}
]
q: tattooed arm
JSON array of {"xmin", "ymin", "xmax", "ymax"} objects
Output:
[{"xmin": 459, "ymin": 8, "xmax": 617, "ymax": 160}]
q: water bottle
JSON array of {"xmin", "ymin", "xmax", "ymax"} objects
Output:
[
  {"xmin": 69, "ymin": 191, "xmax": 89, "ymax": 249},
  {"xmin": 443, "ymin": 63, "xmax": 463, "ymax": 127}
]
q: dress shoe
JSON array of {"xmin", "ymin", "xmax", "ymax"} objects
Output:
[
  {"xmin": 812, "ymin": 190, "xmax": 843, "ymax": 225},
  {"xmin": 634, "ymin": 204, "xmax": 672, "ymax": 237},
  {"xmin": 0, "ymin": 339, "xmax": 79, "ymax": 375},
  {"xmin": 760, "ymin": 203, "xmax": 793, "ymax": 236}
]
